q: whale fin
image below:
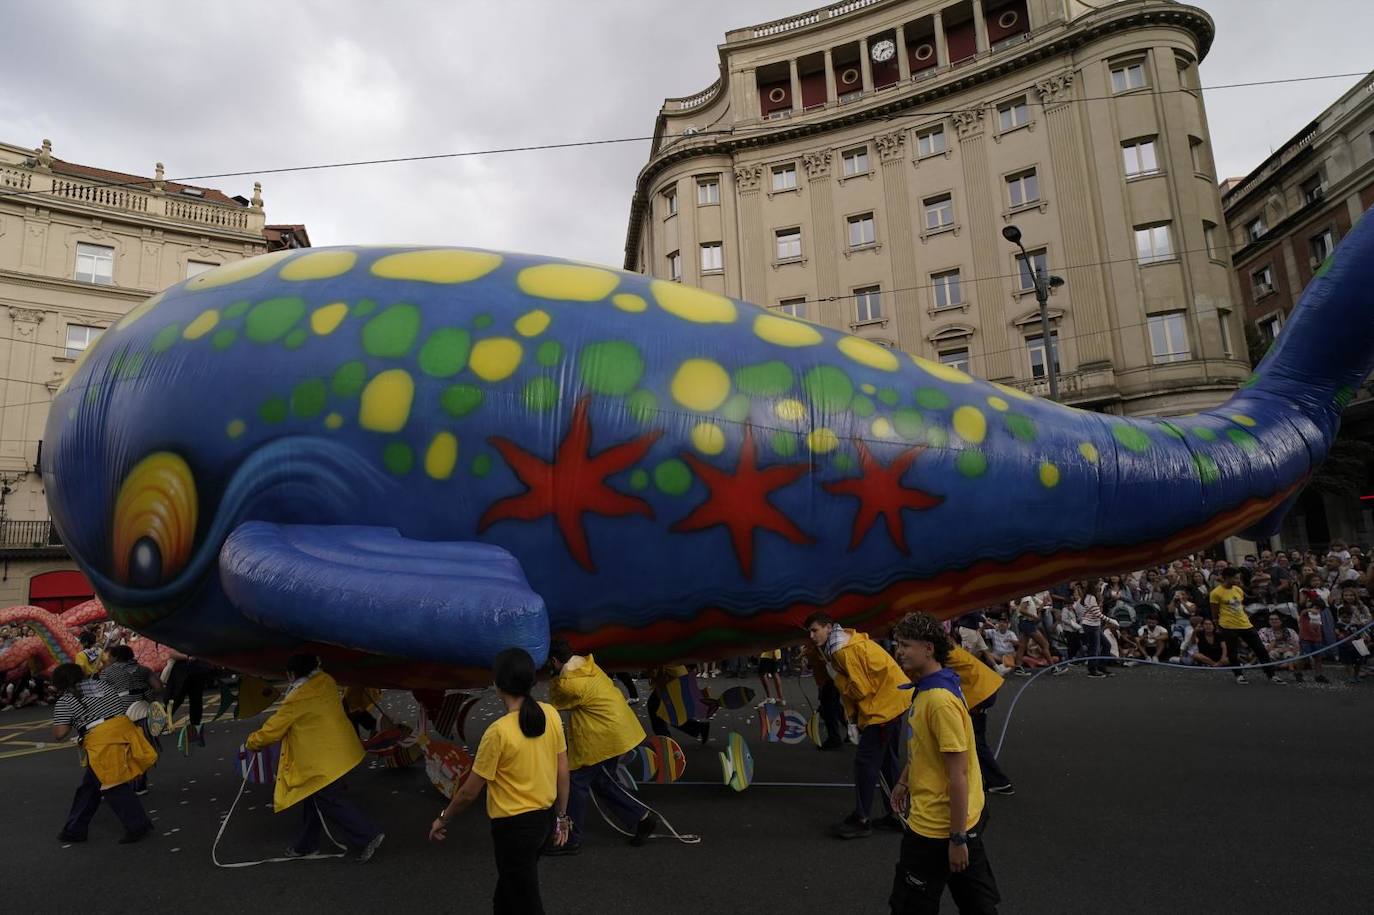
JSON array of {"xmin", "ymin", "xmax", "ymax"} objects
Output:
[{"xmin": 219, "ymin": 522, "xmax": 549, "ymax": 669}]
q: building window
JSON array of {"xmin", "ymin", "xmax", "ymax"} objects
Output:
[
  {"xmin": 1006, "ymin": 169, "xmax": 1039, "ymax": 208},
  {"xmin": 697, "ymin": 177, "xmax": 720, "ymax": 206},
  {"xmin": 776, "ymin": 228, "xmax": 802, "ymax": 261},
  {"xmin": 700, "ymin": 242, "xmax": 723, "ymax": 273},
  {"xmin": 74, "ymin": 242, "xmax": 114, "ymax": 285},
  {"xmin": 848, "ymin": 213, "xmax": 876, "ymax": 249},
  {"xmin": 998, "ymin": 97, "xmax": 1030, "ymax": 132},
  {"xmin": 854, "ymin": 285, "xmax": 882, "ymax": 322},
  {"xmin": 1300, "ymin": 174, "xmax": 1324, "ymax": 205},
  {"xmin": 1218, "ymin": 312, "xmax": 1234, "ymax": 358},
  {"xmin": 916, "ymin": 125, "xmax": 947, "ymax": 158},
  {"xmin": 775, "ymin": 297, "xmax": 807, "ymax": 319},
  {"xmin": 1203, "ymin": 220, "xmax": 1220, "ymax": 260},
  {"xmin": 1259, "ymin": 313, "xmax": 1283, "ymax": 342},
  {"xmin": 1176, "ymin": 54, "xmax": 1195, "ymax": 91},
  {"xmin": 842, "ymin": 146, "xmax": 870, "ymax": 177},
  {"xmin": 663, "ymin": 188, "xmax": 678, "ymax": 217},
  {"xmin": 1122, "ymin": 138, "xmax": 1159, "ymax": 178},
  {"xmin": 1189, "ymin": 136, "xmax": 1207, "ymax": 174},
  {"xmin": 1148, "ymin": 312, "xmax": 1191, "ymax": 364},
  {"xmin": 668, "ymin": 250, "xmax": 682, "ymax": 281},
  {"xmin": 186, "ymin": 260, "xmax": 216, "ymax": 279},
  {"xmin": 939, "ymin": 347, "xmax": 970, "ymax": 372},
  {"xmin": 772, "ymin": 163, "xmax": 797, "ymax": 191},
  {"xmin": 1246, "ymin": 217, "xmax": 1266, "ymax": 241},
  {"xmin": 1134, "ymin": 223, "xmax": 1174, "ymax": 265},
  {"xmin": 923, "ymin": 194, "xmax": 955, "ymax": 231},
  {"xmin": 64, "ymin": 324, "xmax": 104, "ymax": 359},
  {"xmin": 1026, "ymin": 332, "xmax": 1060, "ymax": 380},
  {"xmin": 1110, "ymin": 61, "xmax": 1147, "ymax": 93},
  {"xmin": 1310, "ymin": 228, "xmax": 1335, "ymax": 265},
  {"xmin": 931, "ymin": 270, "xmax": 963, "ymax": 310},
  {"xmin": 1016, "ymin": 248, "xmax": 1048, "ymax": 291},
  {"xmin": 1252, "ymin": 265, "xmax": 1274, "ymax": 297}
]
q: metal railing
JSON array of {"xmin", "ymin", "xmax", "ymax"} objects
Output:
[{"xmin": 0, "ymin": 520, "xmax": 63, "ymax": 548}]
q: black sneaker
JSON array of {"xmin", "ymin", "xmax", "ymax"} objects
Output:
[
  {"xmin": 57, "ymin": 832, "xmax": 87, "ymax": 843},
  {"xmin": 987, "ymin": 783, "xmax": 1016, "ymax": 795},
  {"xmin": 832, "ymin": 814, "xmax": 872, "ymax": 839},
  {"xmin": 355, "ymin": 832, "xmax": 384, "ymax": 864},
  {"xmin": 1086, "ymin": 671, "xmax": 1107, "ymax": 679},
  {"xmin": 631, "ymin": 811, "xmax": 659, "ymax": 847},
  {"xmin": 283, "ymin": 846, "xmax": 311, "ymax": 858},
  {"xmin": 543, "ymin": 841, "xmax": 582, "ymax": 857},
  {"xmin": 1316, "ymin": 675, "xmax": 1329, "ymax": 684}
]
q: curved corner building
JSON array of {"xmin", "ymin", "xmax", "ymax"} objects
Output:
[{"xmin": 624, "ymin": 0, "xmax": 1247, "ymax": 416}]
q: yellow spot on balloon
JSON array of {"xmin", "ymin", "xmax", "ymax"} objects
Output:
[
  {"xmin": 370, "ymin": 250, "xmax": 502, "ymax": 284},
  {"xmin": 1230, "ymin": 414, "xmax": 1257, "ymax": 427},
  {"xmin": 425, "ymin": 432, "xmax": 459, "ymax": 480},
  {"xmin": 279, "ymin": 250, "xmax": 356, "ymax": 281},
  {"xmin": 754, "ymin": 314, "xmax": 822, "ymax": 347},
  {"xmin": 993, "ymin": 382, "xmax": 1035, "ymax": 402},
  {"xmin": 183, "ymin": 310, "xmax": 220, "ymax": 340},
  {"xmin": 310, "ymin": 302, "xmax": 349, "ymax": 335},
  {"xmin": 861, "ymin": 384, "xmax": 876, "ymax": 395},
  {"xmin": 691, "ymin": 423, "xmax": 726, "ymax": 455},
  {"xmin": 612, "ymin": 293, "xmax": 647, "ymax": 313},
  {"xmin": 986, "ymin": 396, "xmax": 1009, "ymax": 412},
  {"xmin": 324, "ymin": 413, "xmax": 344, "ymax": 430},
  {"xmin": 774, "ymin": 399, "xmax": 806, "ymax": 422},
  {"xmin": 838, "ymin": 336, "xmax": 899, "ymax": 372},
  {"xmin": 186, "ymin": 250, "xmax": 293, "ymax": 290},
  {"xmin": 652, "ymin": 280, "xmax": 737, "ymax": 324},
  {"xmin": 952, "ymin": 406, "xmax": 986, "ymax": 444},
  {"xmin": 871, "ymin": 418, "xmax": 894, "ymax": 438},
  {"xmin": 114, "ymin": 292, "xmax": 165, "ymax": 330},
  {"xmin": 516, "ymin": 264, "xmax": 619, "ymax": 301},
  {"xmin": 671, "ymin": 359, "xmax": 730, "ymax": 412},
  {"xmin": 226, "ymin": 419, "xmax": 245, "ymax": 439},
  {"xmin": 807, "ymin": 428, "xmax": 839, "ymax": 453},
  {"xmin": 468, "ymin": 338, "xmax": 523, "ymax": 382},
  {"xmin": 358, "ymin": 369, "xmax": 414, "ymax": 433},
  {"xmin": 1039, "ymin": 462, "xmax": 1060, "ymax": 488},
  {"xmin": 913, "ymin": 355, "xmax": 973, "ymax": 384},
  {"xmin": 514, "ymin": 309, "xmax": 551, "ymax": 337},
  {"xmin": 1078, "ymin": 442, "xmax": 1099, "ymax": 463}
]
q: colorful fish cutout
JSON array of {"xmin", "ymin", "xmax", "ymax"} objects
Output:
[
  {"xmin": 628, "ymin": 745, "xmax": 658, "ymax": 782},
  {"xmin": 779, "ymin": 709, "xmax": 808, "ymax": 745},
  {"xmin": 653, "ymin": 674, "xmax": 709, "ymax": 727},
  {"xmin": 647, "ymin": 735, "xmax": 686, "ymax": 784},
  {"xmin": 420, "ymin": 733, "xmax": 473, "ymax": 799},
  {"xmin": 719, "ymin": 731, "xmax": 754, "ymax": 792},
  {"xmin": 806, "ymin": 710, "xmax": 823, "ymax": 747},
  {"xmin": 236, "ymin": 742, "xmax": 279, "ymax": 784},
  {"xmin": 757, "ymin": 701, "xmax": 782, "ymax": 743},
  {"xmin": 717, "ymin": 686, "xmax": 757, "ymax": 710}
]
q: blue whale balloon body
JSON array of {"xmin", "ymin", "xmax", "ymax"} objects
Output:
[{"xmin": 42, "ymin": 212, "xmax": 1374, "ymax": 687}]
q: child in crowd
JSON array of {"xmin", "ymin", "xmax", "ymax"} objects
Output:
[
  {"xmin": 986, "ymin": 618, "xmax": 1019, "ymax": 672},
  {"xmin": 1297, "ymin": 598, "xmax": 1331, "ymax": 683}
]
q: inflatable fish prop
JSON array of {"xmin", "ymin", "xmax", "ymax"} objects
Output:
[
  {"xmin": 42, "ymin": 212, "xmax": 1374, "ymax": 687},
  {"xmin": 719, "ymin": 731, "xmax": 754, "ymax": 792}
]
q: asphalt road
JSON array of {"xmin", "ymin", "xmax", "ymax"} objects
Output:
[{"xmin": 1, "ymin": 665, "xmax": 1370, "ymax": 914}]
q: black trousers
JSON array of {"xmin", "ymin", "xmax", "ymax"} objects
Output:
[
  {"xmin": 818, "ymin": 681, "xmax": 845, "ymax": 743},
  {"xmin": 293, "ymin": 778, "xmax": 380, "ymax": 853},
  {"xmin": 490, "ymin": 807, "xmax": 554, "ymax": 915},
  {"xmin": 614, "ymin": 672, "xmax": 639, "ymax": 701},
  {"xmin": 1221, "ymin": 627, "xmax": 1275, "ymax": 678},
  {"xmin": 970, "ymin": 694, "xmax": 1011, "ymax": 789},
  {"xmin": 62, "ymin": 766, "xmax": 152, "ymax": 839},
  {"xmin": 890, "ymin": 815, "xmax": 1000, "ymax": 914}
]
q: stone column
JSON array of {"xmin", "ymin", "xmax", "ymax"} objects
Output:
[
  {"xmin": 734, "ymin": 165, "xmax": 766, "ymax": 303},
  {"xmin": 877, "ymin": 131, "xmax": 917, "ymax": 350},
  {"xmin": 972, "ymin": 0, "xmax": 989, "ymax": 52},
  {"xmin": 859, "ymin": 38, "xmax": 873, "ymax": 92},
  {"xmin": 824, "ymin": 49, "xmax": 837, "ymax": 102},
  {"xmin": 803, "ymin": 150, "xmax": 842, "ymax": 329},
  {"xmin": 789, "ymin": 59, "xmax": 803, "ymax": 112},
  {"xmin": 953, "ymin": 107, "xmax": 1013, "ymax": 380},
  {"xmin": 896, "ymin": 25, "xmax": 910, "ymax": 81},
  {"xmin": 933, "ymin": 12, "xmax": 949, "ymax": 68}
]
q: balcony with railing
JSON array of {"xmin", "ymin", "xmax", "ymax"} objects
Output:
[{"xmin": 0, "ymin": 519, "xmax": 65, "ymax": 553}]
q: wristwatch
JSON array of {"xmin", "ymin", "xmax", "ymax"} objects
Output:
[{"xmin": 949, "ymin": 833, "xmax": 969, "ymax": 846}]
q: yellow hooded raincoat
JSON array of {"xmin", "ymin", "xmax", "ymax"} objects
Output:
[
  {"xmin": 245, "ymin": 671, "xmax": 365, "ymax": 812},
  {"xmin": 547, "ymin": 654, "xmax": 646, "ymax": 769},
  {"xmin": 830, "ymin": 630, "xmax": 911, "ymax": 728}
]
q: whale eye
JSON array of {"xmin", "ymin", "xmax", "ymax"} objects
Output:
[{"xmin": 112, "ymin": 452, "xmax": 198, "ymax": 587}]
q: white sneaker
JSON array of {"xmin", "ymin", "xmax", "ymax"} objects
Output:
[
  {"xmin": 1271, "ymin": 676, "xmax": 1287, "ymax": 685},
  {"xmin": 995, "ymin": 664, "xmax": 1010, "ymax": 676},
  {"xmin": 1234, "ymin": 675, "xmax": 1249, "ymax": 684}
]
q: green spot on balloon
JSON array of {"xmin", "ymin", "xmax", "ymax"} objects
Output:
[
  {"xmin": 629, "ymin": 469, "xmax": 649, "ymax": 491},
  {"xmin": 259, "ymin": 397, "xmax": 288, "ymax": 424},
  {"xmin": 925, "ymin": 426, "xmax": 948, "ymax": 448},
  {"xmin": 383, "ymin": 441, "xmax": 414, "ymax": 475},
  {"xmin": 290, "ymin": 379, "xmax": 327, "ymax": 418},
  {"xmin": 956, "ymin": 450, "xmax": 987, "ymax": 478},
  {"xmin": 1226, "ymin": 428, "xmax": 1257, "ymax": 449},
  {"xmin": 721, "ymin": 394, "xmax": 751, "ymax": 422},
  {"xmin": 245, "ymin": 297, "xmax": 306, "ymax": 343},
  {"xmin": 735, "ymin": 361, "xmax": 794, "ymax": 397},
  {"xmin": 833, "ymin": 453, "xmax": 855, "ymax": 472},
  {"xmin": 802, "ymin": 366, "xmax": 853, "ymax": 413},
  {"xmin": 851, "ymin": 395, "xmax": 875, "ymax": 418},
  {"xmin": 151, "ymin": 324, "xmax": 181, "ymax": 353},
  {"xmin": 363, "ymin": 304, "xmax": 420, "ymax": 358},
  {"xmin": 331, "ymin": 361, "xmax": 366, "ymax": 397},
  {"xmin": 352, "ymin": 299, "xmax": 377, "ymax": 317},
  {"xmin": 441, "ymin": 384, "xmax": 484, "ymax": 418},
  {"xmin": 579, "ymin": 341, "xmax": 644, "ymax": 395},
  {"xmin": 224, "ymin": 300, "xmax": 251, "ymax": 319},
  {"xmin": 771, "ymin": 432, "xmax": 797, "ymax": 457},
  {"xmin": 113, "ymin": 350, "xmax": 144, "ymax": 379},
  {"xmin": 915, "ymin": 388, "xmax": 950, "ymax": 410},
  {"xmin": 1194, "ymin": 453, "xmax": 1219, "ymax": 484},
  {"xmin": 653, "ymin": 458, "xmax": 692, "ymax": 495},
  {"xmin": 536, "ymin": 340, "xmax": 562, "ymax": 367},
  {"xmin": 877, "ymin": 388, "xmax": 900, "ymax": 407},
  {"xmin": 473, "ymin": 314, "xmax": 493, "ymax": 330},
  {"xmin": 1157, "ymin": 422, "xmax": 1185, "ymax": 440},
  {"xmin": 212, "ymin": 328, "xmax": 237, "ymax": 350},
  {"xmin": 471, "ymin": 454, "xmax": 492, "ymax": 477},
  {"xmin": 1112, "ymin": 424, "xmax": 1151, "ymax": 453},
  {"xmin": 627, "ymin": 389, "xmax": 657, "ymax": 423},
  {"xmin": 1334, "ymin": 385, "xmax": 1356, "ymax": 409},
  {"xmin": 523, "ymin": 377, "xmax": 558, "ymax": 412},
  {"xmin": 418, "ymin": 328, "xmax": 471, "ymax": 378},
  {"xmin": 894, "ymin": 408, "xmax": 923, "ymax": 440},
  {"xmin": 283, "ymin": 328, "xmax": 308, "ymax": 350},
  {"xmin": 1004, "ymin": 414, "xmax": 1036, "ymax": 442},
  {"xmin": 1192, "ymin": 426, "xmax": 1217, "ymax": 442}
]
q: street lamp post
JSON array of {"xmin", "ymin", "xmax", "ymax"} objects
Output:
[{"xmin": 1002, "ymin": 224, "xmax": 1064, "ymax": 401}]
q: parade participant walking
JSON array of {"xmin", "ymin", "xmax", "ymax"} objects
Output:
[
  {"xmin": 645, "ymin": 664, "xmax": 710, "ymax": 745},
  {"xmin": 805, "ymin": 612, "xmax": 909, "ymax": 838},
  {"xmin": 545, "ymin": 638, "xmax": 656, "ymax": 853},
  {"xmin": 430, "ymin": 648, "xmax": 570, "ymax": 915},
  {"xmin": 758, "ymin": 648, "xmax": 785, "ymax": 703},
  {"xmin": 888, "ymin": 613, "xmax": 1001, "ymax": 914},
  {"xmin": 98, "ymin": 644, "xmax": 162, "ymax": 794},
  {"xmin": 803, "ymin": 639, "xmax": 846, "ymax": 749},
  {"xmin": 244, "ymin": 654, "xmax": 384, "ymax": 863},
  {"xmin": 51, "ymin": 663, "xmax": 157, "ymax": 845},
  {"xmin": 164, "ymin": 648, "xmax": 214, "ymax": 745},
  {"xmin": 1209, "ymin": 568, "xmax": 1283, "ymax": 684},
  {"xmin": 943, "ymin": 645, "xmax": 1013, "ymax": 795}
]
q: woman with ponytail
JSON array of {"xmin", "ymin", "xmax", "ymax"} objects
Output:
[{"xmin": 430, "ymin": 647, "xmax": 569, "ymax": 914}]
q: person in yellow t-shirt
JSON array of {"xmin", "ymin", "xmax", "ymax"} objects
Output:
[
  {"xmin": 888, "ymin": 613, "xmax": 1001, "ymax": 914},
  {"xmin": 1209, "ymin": 568, "xmax": 1281, "ymax": 684},
  {"xmin": 758, "ymin": 648, "xmax": 784, "ymax": 703},
  {"xmin": 430, "ymin": 648, "xmax": 569, "ymax": 915}
]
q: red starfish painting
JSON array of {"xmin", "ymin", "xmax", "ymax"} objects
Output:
[
  {"xmin": 672, "ymin": 427, "xmax": 813, "ymax": 578},
  {"xmin": 823, "ymin": 440, "xmax": 942, "ymax": 553},
  {"xmin": 479, "ymin": 397, "xmax": 660, "ymax": 573}
]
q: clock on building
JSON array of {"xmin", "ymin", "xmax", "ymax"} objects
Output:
[{"xmin": 871, "ymin": 39, "xmax": 896, "ymax": 62}]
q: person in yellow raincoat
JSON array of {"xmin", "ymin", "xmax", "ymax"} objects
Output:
[
  {"xmin": 51, "ymin": 663, "xmax": 157, "ymax": 844},
  {"xmin": 805, "ymin": 612, "xmax": 910, "ymax": 839},
  {"xmin": 244, "ymin": 654, "xmax": 384, "ymax": 862},
  {"xmin": 943, "ymin": 644, "xmax": 1014, "ymax": 795},
  {"xmin": 545, "ymin": 638, "xmax": 656, "ymax": 854}
]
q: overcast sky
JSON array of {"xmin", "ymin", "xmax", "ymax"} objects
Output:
[{"xmin": 1, "ymin": 1, "xmax": 1368, "ymax": 268}]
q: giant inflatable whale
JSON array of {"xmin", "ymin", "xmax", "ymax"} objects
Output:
[{"xmin": 43, "ymin": 211, "xmax": 1374, "ymax": 688}]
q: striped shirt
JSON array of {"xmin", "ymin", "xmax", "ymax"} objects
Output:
[
  {"xmin": 1075, "ymin": 597, "xmax": 1104, "ymax": 627},
  {"xmin": 98, "ymin": 661, "xmax": 155, "ymax": 711},
  {"xmin": 53, "ymin": 679, "xmax": 128, "ymax": 733}
]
